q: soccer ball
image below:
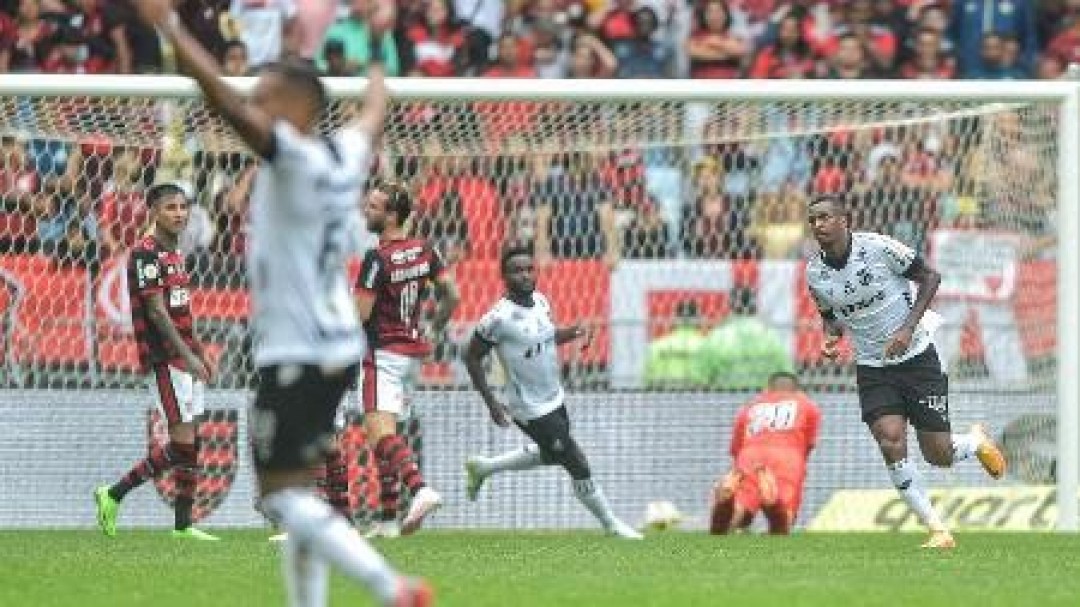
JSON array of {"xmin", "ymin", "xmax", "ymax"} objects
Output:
[{"xmin": 643, "ymin": 500, "xmax": 684, "ymax": 531}]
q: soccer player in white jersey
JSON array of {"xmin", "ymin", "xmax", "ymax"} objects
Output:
[
  {"xmin": 462, "ymin": 246, "xmax": 642, "ymax": 540},
  {"xmin": 135, "ymin": 1, "xmax": 431, "ymax": 605},
  {"xmin": 805, "ymin": 195, "xmax": 1007, "ymax": 549}
]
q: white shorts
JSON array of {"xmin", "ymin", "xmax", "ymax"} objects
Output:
[
  {"xmin": 360, "ymin": 349, "xmax": 421, "ymax": 417},
  {"xmin": 149, "ymin": 364, "xmax": 205, "ymax": 424}
]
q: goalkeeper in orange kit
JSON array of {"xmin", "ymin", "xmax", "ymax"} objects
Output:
[{"xmin": 710, "ymin": 372, "xmax": 821, "ymax": 535}]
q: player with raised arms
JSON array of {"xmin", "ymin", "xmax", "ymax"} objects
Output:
[
  {"xmin": 134, "ymin": 0, "xmax": 431, "ymax": 604},
  {"xmin": 462, "ymin": 245, "xmax": 642, "ymax": 539},
  {"xmin": 94, "ymin": 182, "xmax": 219, "ymax": 541},
  {"xmin": 805, "ymin": 194, "xmax": 1006, "ymax": 549},
  {"xmin": 349, "ymin": 180, "xmax": 458, "ymax": 538}
]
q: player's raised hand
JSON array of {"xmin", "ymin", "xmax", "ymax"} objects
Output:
[
  {"xmin": 486, "ymin": 400, "xmax": 511, "ymax": 428},
  {"xmin": 134, "ymin": 0, "xmax": 176, "ymax": 28},
  {"xmin": 821, "ymin": 333, "xmax": 841, "ymax": 359},
  {"xmin": 883, "ymin": 326, "xmax": 914, "ymax": 360}
]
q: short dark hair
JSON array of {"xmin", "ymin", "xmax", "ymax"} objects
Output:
[
  {"xmin": 261, "ymin": 59, "xmax": 328, "ymax": 120},
  {"xmin": 809, "ymin": 194, "xmax": 848, "ymax": 214},
  {"xmin": 223, "ymin": 39, "xmax": 247, "ymax": 56},
  {"xmin": 373, "ymin": 179, "xmax": 412, "ymax": 225},
  {"xmin": 146, "ymin": 182, "xmax": 187, "ymax": 207},
  {"xmin": 500, "ymin": 244, "xmax": 533, "ymax": 273},
  {"xmin": 768, "ymin": 371, "xmax": 800, "ymax": 389}
]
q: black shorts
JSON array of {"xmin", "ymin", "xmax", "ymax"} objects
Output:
[
  {"xmin": 250, "ymin": 364, "xmax": 358, "ymax": 471},
  {"xmin": 515, "ymin": 406, "xmax": 575, "ymax": 461},
  {"xmin": 856, "ymin": 345, "xmax": 950, "ymax": 432}
]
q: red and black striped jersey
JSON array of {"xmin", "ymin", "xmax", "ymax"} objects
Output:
[
  {"xmin": 356, "ymin": 238, "xmax": 445, "ymax": 357},
  {"xmin": 128, "ymin": 235, "xmax": 196, "ymax": 371}
]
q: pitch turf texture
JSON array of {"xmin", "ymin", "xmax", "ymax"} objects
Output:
[{"xmin": 2, "ymin": 531, "xmax": 1078, "ymax": 606}]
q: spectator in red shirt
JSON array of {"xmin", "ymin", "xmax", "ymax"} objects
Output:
[
  {"xmin": 817, "ymin": 0, "xmax": 897, "ymax": 75},
  {"xmin": 403, "ymin": 0, "xmax": 466, "ymax": 77},
  {"xmin": 73, "ymin": 0, "xmax": 132, "ymax": 73},
  {"xmin": 899, "ymin": 27, "xmax": 956, "ymax": 79},
  {"xmin": 816, "ymin": 32, "xmax": 872, "ymax": 79},
  {"xmin": 1047, "ymin": 16, "xmax": 1080, "ymax": 67},
  {"xmin": 568, "ymin": 32, "xmax": 618, "ymax": 78},
  {"xmin": 482, "ymin": 34, "xmax": 537, "ymax": 77},
  {"xmin": 591, "ymin": 0, "xmax": 637, "ymax": 44},
  {"xmin": 749, "ymin": 12, "xmax": 815, "ymax": 79},
  {"xmin": 0, "ymin": 0, "xmax": 58, "ymax": 72},
  {"xmin": 686, "ymin": 0, "xmax": 748, "ymax": 79}
]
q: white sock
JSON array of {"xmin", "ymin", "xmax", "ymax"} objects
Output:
[
  {"xmin": 572, "ymin": 478, "xmax": 617, "ymax": 529},
  {"xmin": 283, "ymin": 536, "xmax": 328, "ymax": 607},
  {"xmin": 477, "ymin": 445, "xmax": 545, "ymax": 477},
  {"xmin": 887, "ymin": 459, "xmax": 947, "ymax": 532},
  {"xmin": 950, "ymin": 432, "xmax": 980, "ymax": 463},
  {"xmin": 263, "ymin": 489, "xmax": 398, "ymax": 605}
]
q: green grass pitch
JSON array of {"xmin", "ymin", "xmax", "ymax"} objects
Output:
[{"xmin": 2, "ymin": 530, "xmax": 1078, "ymax": 606}]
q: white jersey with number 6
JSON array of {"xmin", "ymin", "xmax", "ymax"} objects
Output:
[
  {"xmin": 248, "ymin": 121, "xmax": 371, "ymax": 368},
  {"xmin": 474, "ymin": 292, "xmax": 564, "ymax": 422}
]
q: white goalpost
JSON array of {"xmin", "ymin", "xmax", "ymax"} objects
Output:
[{"xmin": 0, "ymin": 75, "xmax": 1074, "ymax": 532}]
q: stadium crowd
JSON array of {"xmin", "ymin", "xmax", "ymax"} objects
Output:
[{"xmin": 0, "ymin": 0, "xmax": 1061, "ymax": 276}]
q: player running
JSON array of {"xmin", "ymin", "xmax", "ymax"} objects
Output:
[
  {"xmin": 94, "ymin": 182, "xmax": 219, "ymax": 541},
  {"xmin": 135, "ymin": 0, "xmax": 432, "ymax": 604},
  {"xmin": 805, "ymin": 195, "xmax": 1006, "ymax": 549},
  {"xmin": 462, "ymin": 246, "xmax": 642, "ymax": 540},
  {"xmin": 350, "ymin": 180, "xmax": 458, "ymax": 538},
  {"xmin": 709, "ymin": 372, "xmax": 820, "ymax": 535}
]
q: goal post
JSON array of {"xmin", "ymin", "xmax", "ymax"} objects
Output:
[{"xmin": 0, "ymin": 75, "xmax": 1075, "ymax": 532}]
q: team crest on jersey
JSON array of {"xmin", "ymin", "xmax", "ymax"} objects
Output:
[
  {"xmin": 857, "ymin": 267, "xmax": 874, "ymax": 286},
  {"xmin": 844, "ymin": 281, "xmax": 856, "ymax": 295},
  {"xmin": 138, "ymin": 261, "xmax": 158, "ymax": 280},
  {"xmin": 149, "ymin": 408, "xmax": 238, "ymax": 522}
]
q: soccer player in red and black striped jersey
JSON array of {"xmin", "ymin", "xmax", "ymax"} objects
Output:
[
  {"xmin": 347, "ymin": 180, "xmax": 458, "ymax": 537},
  {"xmin": 93, "ymin": 182, "xmax": 219, "ymax": 541}
]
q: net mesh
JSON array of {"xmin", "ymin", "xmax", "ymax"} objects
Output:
[{"xmin": 0, "ymin": 88, "xmax": 1061, "ymax": 530}]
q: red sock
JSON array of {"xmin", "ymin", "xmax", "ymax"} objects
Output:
[
  {"xmin": 381, "ymin": 435, "xmax": 425, "ymax": 495},
  {"xmin": 109, "ymin": 444, "xmax": 178, "ymax": 501},
  {"xmin": 325, "ymin": 449, "xmax": 352, "ymax": 519},
  {"xmin": 171, "ymin": 442, "xmax": 198, "ymax": 531},
  {"xmin": 374, "ymin": 437, "xmax": 401, "ymax": 521}
]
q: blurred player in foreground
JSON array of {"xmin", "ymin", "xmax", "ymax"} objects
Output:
[
  {"xmin": 95, "ymin": 182, "xmax": 218, "ymax": 541},
  {"xmin": 805, "ymin": 195, "xmax": 1006, "ymax": 549},
  {"xmin": 709, "ymin": 372, "xmax": 820, "ymax": 535},
  {"xmin": 462, "ymin": 246, "xmax": 642, "ymax": 539},
  {"xmin": 135, "ymin": 0, "xmax": 431, "ymax": 603}
]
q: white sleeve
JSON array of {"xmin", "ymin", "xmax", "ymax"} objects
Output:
[
  {"xmin": 333, "ymin": 127, "xmax": 374, "ymax": 173},
  {"xmin": 280, "ymin": 0, "xmax": 298, "ymax": 19},
  {"xmin": 869, "ymin": 233, "xmax": 917, "ymax": 276},
  {"xmin": 267, "ymin": 120, "xmax": 313, "ymax": 167},
  {"xmin": 474, "ymin": 307, "xmax": 503, "ymax": 345}
]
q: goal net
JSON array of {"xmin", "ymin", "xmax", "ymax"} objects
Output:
[{"xmin": 0, "ymin": 77, "xmax": 1073, "ymax": 533}]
